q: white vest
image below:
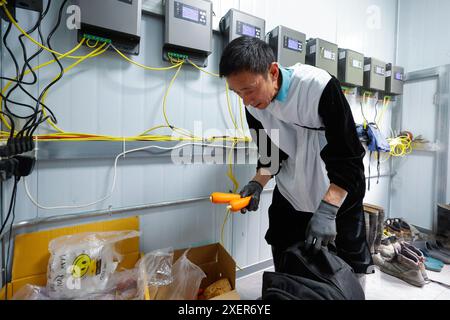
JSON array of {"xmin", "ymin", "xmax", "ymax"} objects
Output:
[{"xmin": 247, "ymin": 64, "xmax": 332, "ymax": 212}]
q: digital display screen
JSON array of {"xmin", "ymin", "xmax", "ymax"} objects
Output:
[
  {"xmin": 288, "ymin": 39, "xmax": 300, "ymax": 51},
  {"xmin": 242, "ymin": 24, "xmax": 256, "ymax": 37},
  {"xmin": 375, "ymin": 66, "xmax": 385, "ymax": 76},
  {"xmin": 182, "ymin": 5, "xmax": 199, "ymax": 22}
]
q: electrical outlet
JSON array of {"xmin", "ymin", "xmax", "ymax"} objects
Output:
[{"xmin": 15, "ymin": 0, "xmax": 43, "ymax": 12}]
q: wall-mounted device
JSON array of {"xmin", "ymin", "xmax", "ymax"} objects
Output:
[
  {"xmin": 74, "ymin": 0, "xmax": 142, "ymax": 55},
  {"xmin": 163, "ymin": 0, "xmax": 213, "ymax": 67},
  {"xmin": 219, "ymin": 9, "xmax": 265, "ymax": 48},
  {"xmin": 363, "ymin": 57, "xmax": 386, "ymax": 92},
  {"xmin": 267, "ymin": 25, "xmax": 306, "ymax": 67},
  {"xmin": 306, "ymin": 38, "xmax": 338, "ymax": 77},
  {"xmin": 338, "ymin": 48, "xmax": 364, "ymax": 87},
  {"xmin": 385, "ymin": 64, "xmax": 404, "ymax": 95}
]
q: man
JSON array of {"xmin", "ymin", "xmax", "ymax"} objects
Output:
[{"xmin": 219, "ymin": 36, "xmax": 373, "ymax": 281}]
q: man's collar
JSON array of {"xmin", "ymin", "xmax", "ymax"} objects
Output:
[{"xmin": 275, "ymin": 65, "xmax": 294, "ymax": 102}]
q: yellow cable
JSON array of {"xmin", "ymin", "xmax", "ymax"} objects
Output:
[
  {"xmin": 186, "ymin": 59, "xmax": 220, "ymax": 77},
  {"xmin": 377, "ymin": 96, "xmax": 391, "ymax": 128},
  {"xmin": 225, "ymin": 81, "xmax": 238, "ymax": 130},
  {"xmin": 159, "ymin": 61, "xmax": 200, "ymax": 139},
  {"xmin": 86, "ymin": 38, "xmax": 99, "ymax": 48},
  {"xmin": 113, "ymin": 46, "xmax": 184, "ymax": 71},
  {"xmin": 0, "ymin": 39, "xmax": 87, "ymax": 131},
  {"xmin": 1, "ymin": 5, "xmax": 111, "ymax": 59},
  {"xmin": 41, "ymin": 43, "xmax": 108, "ymax": 133}
]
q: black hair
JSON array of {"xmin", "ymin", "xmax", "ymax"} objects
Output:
[{"xmin": 219, "ymin": 36, "xmax": 276, "ymax": 78}]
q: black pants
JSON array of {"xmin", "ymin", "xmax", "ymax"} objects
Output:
[{"xmin": 266, "ymin": 186, "xmax": 373, "ymax": 274}]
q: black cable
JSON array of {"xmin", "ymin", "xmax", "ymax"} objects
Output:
[
  {"xmin": 23, "ymin": 0, "xmax": 68, "ymax": 137},
  {"xmin": 3, "ymin": 0, "xmax": 51, "ymax": 104},
  {"xmin": 1, "ymin": 22, "xmax": 37, "ymax": 118},
  {"xmin": 4, "ymin": 177, "xmax": 18, "ymax": 301},
  {"xmin": 373, "ymin": 99, "xmax": 380, "ymax": 124},
  {"xmin": 1, "ymin": 22, "xmax": 52, "ymax": 120},
  {"xmin": 0, "ymin": 177, "xmax": 18, "ymax": 237},
  {"xmin": 3, "ymin": 2, "xmax": 56, "ymax": 123},
  {"xmin": 360, "ymin": 101, "xmax": 369, "ymax": 126}
]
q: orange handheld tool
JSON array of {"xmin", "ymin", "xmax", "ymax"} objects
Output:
[
  {"xmin": 210, "ymin": 192, "xmax": 241, "ymax": 204},
  {"xmin": 227, "ymin": 197, "xmax": 252, "ymax": 212}
]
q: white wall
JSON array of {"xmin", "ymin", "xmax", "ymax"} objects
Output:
[
  {"xmin": 391, "ymin": 0, "xmax": 450, "ymax": 229},
  {"xmin": 1, "ymin": 0, "xmax": 399, "ymax": 274},
  {"xmin": 397, "ymin": 0, "xmax": 450, "ymax": 71}
]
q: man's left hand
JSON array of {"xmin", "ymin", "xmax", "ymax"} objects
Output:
[{"xmin": 305, "ymin": 201, "xmax": 339, "ymax": 253}]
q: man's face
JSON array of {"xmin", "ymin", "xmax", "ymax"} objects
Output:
[{"xmin": 227, "ymin": 63, "xmax": 280, "ymax": 110}]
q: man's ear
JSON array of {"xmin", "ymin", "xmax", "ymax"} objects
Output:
[{"xmin": 269, "ymin": 62, "xmax": 280, "ymax": 81}]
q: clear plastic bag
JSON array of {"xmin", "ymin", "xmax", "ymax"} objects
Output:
[
  {"xmin": 107, "ymin": 267, "xmax": 139, "ymax": 300},
  {"xmin": 156, "ymin": 249, "xmax": 206, "ymax": 300},
  {"xmin": 136, "ymin": 247, "xmax": 174, "ymax": 300},
  {"xmin": 46, "ymin": 230, "xmax": 139, "ymax": 299},
  {"xmin": 12, "ymin": 284, "xmax": 50, "ymax": 300}
]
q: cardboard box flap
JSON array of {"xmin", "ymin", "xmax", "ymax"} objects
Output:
[{"xmin": 173, "ymin": 243, "xmax": 236, "ymax": 290}]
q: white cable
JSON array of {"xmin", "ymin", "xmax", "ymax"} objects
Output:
[{"xmin": 24, "ymin": 142, "xmax": 255, "ymax": 211}]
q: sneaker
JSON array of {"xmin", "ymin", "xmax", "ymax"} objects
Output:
[
  {"xmin": 378, "ymin": 243, "xmax": 396, "ymax": 259},
  {"xmin": 385, "ymin": 219, "xmax": 403, "ymax": 238},
  {"xmin": 400, "ymin": 242, "xmax": 428, "ymax": 282},
  {"xmin": 395, "ymin": 219, "xmax": 413, "ymax": 240},
  {"xmin": 413, "ymin": 241, "xmax": 450, "ymax": 264},
  {"xmin": 373, "ymin": 249, "xmax": 426, "ymax": 287},
  {"xmin": 429, "ymin": 240, "xmax": 450, "ymax": 256}
]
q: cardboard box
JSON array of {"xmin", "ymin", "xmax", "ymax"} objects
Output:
[{"xmin": 146, "ymin": 243, "xmax": 240, "ymax": 300}]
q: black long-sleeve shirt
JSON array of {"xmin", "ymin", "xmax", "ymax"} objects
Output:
[{"xmin": 246, "ymin": 76, "xmax": 366, "ymax": 200}]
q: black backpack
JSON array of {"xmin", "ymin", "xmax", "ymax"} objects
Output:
[{"xmin": 262, "ymin": 243, "xmax": 365, "ymax": 300}]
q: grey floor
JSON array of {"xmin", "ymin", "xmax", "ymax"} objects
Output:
[{"xmin": 236, "ymin": 265, "xmax": 450, "ymax": 300}]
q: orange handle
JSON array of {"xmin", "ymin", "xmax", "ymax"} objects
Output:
[
  {"xmin": 210, "ymin": 192, "xmax": 241, "ymax": 204},
  {"xmin": 227, "ymin": 197, "xmax": 252, "ymax": 212}
]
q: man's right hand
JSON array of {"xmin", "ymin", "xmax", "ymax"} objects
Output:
[{"xmin": 239, "ymin": 181, "xmax": 263, "ymax": 214}]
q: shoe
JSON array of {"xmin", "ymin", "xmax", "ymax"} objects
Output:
[
  {"xmin": 385, "ymin": 219, "xmax": 403, "ymax": 238},
  {"xmin": 395, "ymin": 219, "xmax": 413, "ymax": 240},
  {"xmin": 429, "ymin": 240, "xmax": 450, "ymax": 256},
  {"xmin": 373, "ymin": 249, "xmax": 426, "ymax": 287},
  {"xmin": 378, "ymin": 243, "xmax": 396, "ymax": 259},
  {"xmin": 412, "ymin": 241, "xmax": 450, "ymax": 264},
  {"xmin": 424, "ymin": 256, "xmax": 444, "ymax": 272},
  {"xmin": 400, "ymin": 242, "xmax": 428, "ymax": 282}
]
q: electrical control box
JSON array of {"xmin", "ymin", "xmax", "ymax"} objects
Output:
[
  {"xmin": 75, "ymin": 0, "xmax": 142, "ymax": 55},
  {"xmin": 363, "ymin": 57, "xmax": 386, "ymax": 92},
  {"xmin": 305, "ymin": 38, "xmax": 338, "ymax": 77},
  {"xmin": 338, "ymin": 48, "xmax": 364, "ymax": 87},
  {"xmin": 267, "ymin": 26, "xmax": 306, "ymax": 67},
  {"xmin": 163, "ymin": 0, "xmax": 213, "ymax": 67},
  {"xmin": 385, "ymin": 64, "xmax": 404, "ymax": 95},
  {"xmin": 219, "ymin": 9, "xmax": 265, "ymax": 47}
]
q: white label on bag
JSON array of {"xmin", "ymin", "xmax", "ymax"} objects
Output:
[
  {"xmin": 339, "ymin": 51, "xmax": 346, "ymax": 60},
  {"xmin": 386, "ymin": 70, "xmax": 392, "ymax": 77},
  {"xmin": 364, "ymin": 64, "xmax": 371, "ymax": 72},
  {"xmin": 310, "ymin": 45, "xmax": 316, "ymax": 54}
]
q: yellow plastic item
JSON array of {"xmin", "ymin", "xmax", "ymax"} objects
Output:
[
  {"xmin": 227, "ymin": 197, "xmax": 252, "ymax": 212},
  {"xmin": 210, "ymin": 193, "xmax": 241, "ymax": 204}
]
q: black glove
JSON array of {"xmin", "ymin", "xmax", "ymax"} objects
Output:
[
  {"xmin": 239, "ymin": 181, "xmax": 263, "ymax": 214},
  {"xmin": 305, "ymin": 201, "xmax": 339, "ymax": 253}
]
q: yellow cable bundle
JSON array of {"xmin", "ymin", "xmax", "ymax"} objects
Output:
[{"xmin": 387, "ymin": 135, "xmax": 413, "ymax": 157}]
